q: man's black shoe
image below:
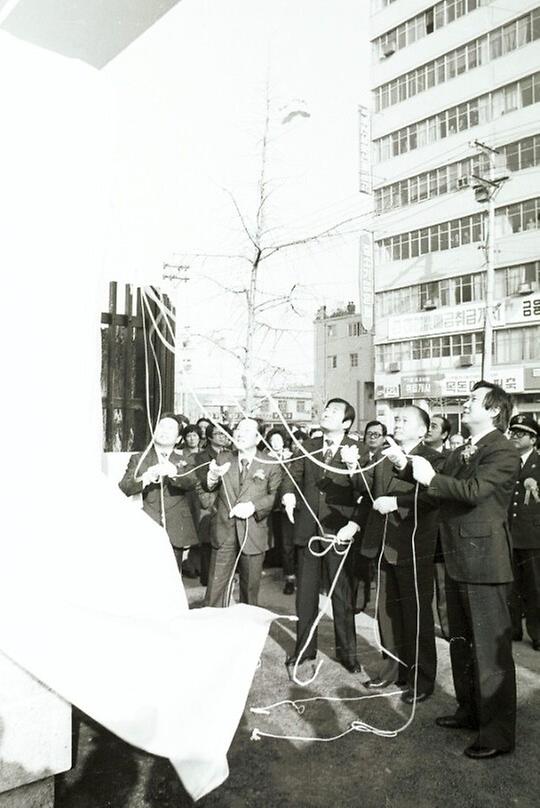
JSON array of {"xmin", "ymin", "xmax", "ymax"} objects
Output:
[
  {"xmin": 182, "ymin": 565, "xmax": 198, "ymax": 579},
  {"xmin": 436, "ymin": 715, "xmax": 477, "ymax": 730},
  {"xmin": 512, "ymin": 632, "xmax": 523, "ymax": 642},
  {"xmin": 338, "ymin": 659, "xmax": 363, "ymax": 674},
  {"xmin": 401, "ymin": 689, "xmax": 432, "ymax": 704},
  {"xmin": 464, "ymin": 744, "xmax": 512, "ymax": 760},
  {"xmin": 285, "ymin": 653, "xmax": 316, "ymax": 667},
  {"xmin": 283, "ymin": 580, "xmax": 295, "ymax": 595},
  {"xmin": 532, "ymin": 640, "xmax": 540, "ymax": 651}
]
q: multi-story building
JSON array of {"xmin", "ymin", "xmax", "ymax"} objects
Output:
[
  {"xmin": 182, "ymin": 385, "xmax": 313, "ymax": 430},
  {"xmin": 313, "ymin": 303, "xmax": 375, "ymax": 434},
  {"xmin": 370, "ymin": 0, "xmax": 540, "ymax": 432}
]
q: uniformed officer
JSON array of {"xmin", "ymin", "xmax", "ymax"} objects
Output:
[{"xmin": 508, "ymin": 414, "xmax": 540, "ymax": 651}]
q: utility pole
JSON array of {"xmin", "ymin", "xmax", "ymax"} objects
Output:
[{"xmin": 470, "ymin": 140, "xmax": 508, "ymax": 380}]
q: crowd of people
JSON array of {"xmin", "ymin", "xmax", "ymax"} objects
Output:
[{"xmin": 119, "ymin": 381, "xmax": 540, "ymax": 761}]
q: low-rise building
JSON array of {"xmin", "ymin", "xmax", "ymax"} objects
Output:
[{"xmin": 313, "ymin": 302, "xmax": 375, "ymax": 434}]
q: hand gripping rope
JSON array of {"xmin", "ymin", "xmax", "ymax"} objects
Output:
[{"xmin": 139, "ymin": 287, "xmax": 426, "ymax": 742}]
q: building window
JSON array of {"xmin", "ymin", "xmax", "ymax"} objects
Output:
[
  {"xmin": 372, "ymin": 0, "xmax": 493, "ymax": 61},
  {"xmin": 376, "ymin": 273, "xmax": 486, "ymax": 317},
  {"xmin": 327, "ymin": 325, "xmax": 336, "ymax": 337},
  {"xmin": 374, "ymin": 132, "xmax": 540, "ymax": 211},
  {"xmin": 375, "ymin": 332, "xmax": 485, "ymax": 371},
  {"xmin": 376, "ymin": 198, "xmax": 540, "ymax": 264},
  {"xmin": 350, "ymin": 353, "xmax": 359, "ymax": 368},
  {"xmin": 260, "ymin": 399, "xmax": 270, "ymax": 412},
  {"xmin": 327, "ymin": 355, "xmax": 337, "ymax": 369},
  {"xmin": 495, "ymin": 326, "xmax": 540, "ymax": 363},
  {"xmin": 278, "ymin": 399, "xmax": 287, "ymax": 412},
  {"xmin": 374, "ymin": 71, "xmax": 540, "ymax": 163},
  {"xmin": 495, "ymin": 261, "xmax": 540, "ymax": 297},
  {"xmin": 296, "ymin": 400, "xmax": 306, "ymax": 413},
  {"xmin": 373, "ymin": 9, "xmax": 539, "ymax": 112},
  {"xmin": 495, "ymin": 197, "xmax": 540, "ymax": 238},
  {"xmin": 348, "ymin": 321, "xmax": 363, "ymax": 337}
]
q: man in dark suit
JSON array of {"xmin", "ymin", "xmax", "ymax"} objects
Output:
[
  {"xmin": 182, "ymin": 423, "xmax": 232, "ymax": 585},
  {"xmin": 281, "ymin": 398, "xmax": 363, "ymax": 673},
  {"xmin": 507, "ymin": 414, "xmax": 540, "ymax": 651},
  {"xmin": 404, "ymin": 381, "xmax": 520, "ymax": 759},
  {"xmin": 361, "ymin": 420, "xmax": 388, "ymax": 465},
  {"xmin": 204, "ymin": 418, "xmax": 282, "ymax": 607},
  {"xmin": 119, "ymin": 414, "xmax": 198, "ymax": 570},
  {"xmin": 352, "ymin": 433, "xmax": 387, "ymax": 617},
  {"xmin": 358, "ymin": 406, "xmax": 444, "ymax": 703},
  {"xmin": 425, "ymin": 414, "xmax": 452, "ymax": 641}
]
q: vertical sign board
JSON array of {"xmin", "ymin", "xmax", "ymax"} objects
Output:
[
  {"xmin": 359, "ymin": 230, "xmax": 374, "ymax": 332},
  {"xmin": 358, "ymin": 105, "xmax": 371, "ymax": 194}
]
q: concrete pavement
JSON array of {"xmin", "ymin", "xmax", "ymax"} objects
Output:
[{"xmin": 56, "ymin": 567, "xmax": 540, "ymax": 808}]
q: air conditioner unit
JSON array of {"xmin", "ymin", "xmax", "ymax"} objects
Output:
[
  {"xmin": 422, "ymin": 298, "xmax": 438, "ymax": 311},
  {"xmin": 387, "ymin": 361, "xmax": 401, "ymax": 373},
  {"xmin": 382, "ymin": 43, "xmax": 396, "ymax": 58},
  {"xmin": 457, "ymin": 176, "xmax": 469, "ymax": 189},
  {"xmin": 458, "ymin": 355, "xmax": 473, "ymax": 367},
  {"xmin": 517, "ymin": 282, "xmax": 533, "ymax": 295}
]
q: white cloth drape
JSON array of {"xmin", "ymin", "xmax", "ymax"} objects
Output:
[{"xmin": 0, "ymin": 29, "xmax": 274, "ymax": 801}]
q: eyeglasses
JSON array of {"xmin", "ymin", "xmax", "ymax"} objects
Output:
[
  {"xmin": 510, "ymin": 429, "xmax": 532, "ymax": 439},
  {"xmin": 366, "ymin": 431, "xmax": 383, "ymax": 438}
]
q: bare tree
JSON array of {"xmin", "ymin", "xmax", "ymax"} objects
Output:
[{"xmin": 173, "ymin": 86, "xmax": 368, "ymax": 412}]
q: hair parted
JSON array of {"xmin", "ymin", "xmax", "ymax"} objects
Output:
[{"xmin": 325, "ymin": 397, "xmax": 356, "ymax": 431}]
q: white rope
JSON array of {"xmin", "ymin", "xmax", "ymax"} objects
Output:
[
  {"xmin": 250, "ymin": 484, "xmax": 422, "ymax": 743},
  {"xmin": 289, "ymin": 534, "xmax": 354, "ymax": 687},
  {"xmin": 140, "ymin": 287, "xmax": 426, "ymax": 742}
]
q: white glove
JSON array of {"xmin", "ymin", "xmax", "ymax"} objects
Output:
[
  {"xmin": 381, "ymin": 436, "xmax": 408, "ymax": 470},
  {"xmin": 335, "ymin": 520, "xmax": 359, "ymax": 545},
  {"xmin": 373, "ymin": 496, "xmax": 398, "ymax": 515},
  {"xmin": 282, "ymin": 493, "xmax": 296, "ymax": 524},
  {"xmin": 340, "ymin": 444, "xmax": 359, "ymax": 471},
  {"xmin": 141, "ymin": 467, "xmax": 160, "ymax": 488},
  {"xmin": 207, "ymin": 458, "xmax": 231, "ymax": 487},
  {"xmin": 157, "ymin": 459, "xmax": 179, "ymax": 478},
  {"xmin": 230, "ymin": 501, "xmax": 255, "ymax": 519},
  {"xmin": 411, "ymin": 456, "xmax": 436, "ymax": 486}
]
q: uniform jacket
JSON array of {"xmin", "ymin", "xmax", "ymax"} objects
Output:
[
  {"xmin": 280, "ymin": 435, "xmax": 361, "ymax": 546},
  {"xmin": 209, "ymin": 449, "xmax": 282, "ymax": 555},
  {"xmin": 357, "ymin": 442, "xmax": 444, "ymax": 565},
  {"xmin": 508, "ymin": 448, "xmax": 540, "ymax": 550},
  {"xmin": 425, "ymin": 429, "xmax": 521, "ymax": 584},
  {"xmin": 119, "ymin": 447, "xmax": 198, "ymax": 549}
]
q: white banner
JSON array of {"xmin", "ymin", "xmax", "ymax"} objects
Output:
[
  {"xmin": 359, "ymin": 231, "xmax": 374, "ymax": 332},
  {"xmin": 386, "ymin": 302, "xmax": 506, "ymax": 340}
]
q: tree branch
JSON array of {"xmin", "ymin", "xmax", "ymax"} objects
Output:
[
  {"xmin": 220, "ymin": 186, "xmax": 260, "ymax": 252},
  {"xmin": 259, "ymin": 214, "xmax": 367, "ymax": 262}
]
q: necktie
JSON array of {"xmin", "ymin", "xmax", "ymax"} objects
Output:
[
  {"xmin": 323, "ymin": 443, "xmax": 333, "ymax": 466},
  {"xmin": 240, "ymin": 458, "xmax": 249, "ymax": 484}
]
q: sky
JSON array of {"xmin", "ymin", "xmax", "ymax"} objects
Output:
[{"xmin": 103, "ymin": 0, "xmax": 372, "ymax": 391}]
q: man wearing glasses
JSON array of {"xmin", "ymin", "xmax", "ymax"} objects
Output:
[{"xmin": 362, "ymin": 420, "xmax": 388, "ymax": 464}]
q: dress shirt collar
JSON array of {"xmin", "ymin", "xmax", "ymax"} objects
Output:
[
  {"xmin": 521, "ymin": 448, "xmax": 534, "ymax": 467},
  {"xmin": 238, "ymin": 448, "xmax": 257, "ymax": 468},
  {"xmin": 323, "ymin": 434, "xmax": 343, "ymax": 456}
]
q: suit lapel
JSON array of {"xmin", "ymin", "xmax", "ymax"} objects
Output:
[{"xmin": 521, "ymin": 449, "xmax": 538, "ymax": 479}]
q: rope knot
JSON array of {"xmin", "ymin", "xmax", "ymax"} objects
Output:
[{"xmin": 250, "ymin": 728, "xmax": 262, "ymax": 741}]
